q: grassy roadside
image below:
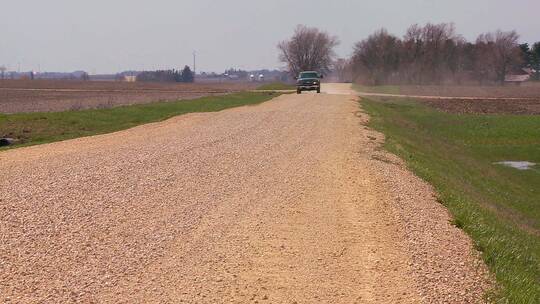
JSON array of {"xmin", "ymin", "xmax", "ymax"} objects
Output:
[
  {"xmin": 0, "ymin": 92, "xmax": 281, "ymax": 150},
  {"xmin": 257, "ymin": 82, "xmax": 295, "ymax": 91},
  {"xmin": 361, "ymin": 98, "xmax": 540, "ymax": 303}
]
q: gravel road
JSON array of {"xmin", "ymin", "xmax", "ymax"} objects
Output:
[{"xmin": 0, "ymin": 84, "xmax": 490, "ymax": 303}]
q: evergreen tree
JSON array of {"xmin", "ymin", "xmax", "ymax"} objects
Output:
[
  {"xmin": 532, "ymin": 42, "xmax": 540, "ymax": 80},
  {"xmin": 519, "ymin": 43, "xmax": 532, "ymax": 68},
  {"xmin": 182, "ymin": 65, "xmax": 194, "ymax": 83}
]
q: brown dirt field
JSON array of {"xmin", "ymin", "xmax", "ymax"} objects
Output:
[
  {"xmin": 422, "ymin": 98, "xmax": 540, "ymax": 115},
  {"xmin": 357, "ymin": 83, "xmax": 540, "ymax": 114},
  {"xmin": 386, "ymin": 83, "xmax": 540, "ymax": 98},
  {"xmin": 0, "ymin": 80, "xmax": 257, "ymax": 113}
]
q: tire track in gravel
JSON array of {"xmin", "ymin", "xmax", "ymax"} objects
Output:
[{"xmin": 0, "ymin": 84, "xmax": 490, "ymax": 303}]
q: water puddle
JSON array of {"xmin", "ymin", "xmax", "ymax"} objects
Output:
[{"xmin": 495, "ymin": 161, "xmax": 536, "ymax": 171}]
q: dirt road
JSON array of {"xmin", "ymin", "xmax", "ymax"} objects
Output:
[{"xmin": 0, "ymin": 84, "xmax": 489, "ymax": 303}]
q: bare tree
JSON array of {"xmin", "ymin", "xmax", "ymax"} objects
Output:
[
  {"xmin": 477, "ymin": 30, "xmax": 521, "ymax": 83},
  {"xmin": 472, "ymin": 37, "xmax": 495, "ymax": 84},
  {"xmin": 352, "ymin": 29, "xmax": 401, "ymax": 85},
  {"xmin": 333, "ymin": 58, "xmax": 352, "ymax": 82},
  {"xmin": 278, "ymin": 25, "xmax": 339, "ymax": 75},
  {"xmin": 400, "ymin": 24, "xmax": 424, "ymax": 83},
  {"xmin": 402, "ymin": 23, "xmax": 461, "ymax": 84}
]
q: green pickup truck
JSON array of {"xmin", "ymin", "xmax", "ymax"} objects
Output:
[{"xmin": 295, "ymin": 71, "xmax": 323, "ymax": 94}]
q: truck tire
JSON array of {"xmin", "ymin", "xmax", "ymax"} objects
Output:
[
  {"xmin": 297, "ymin": 89, "xmax": 302, "ymax": 94},
  {"xmin": 317, "ymin": 87, "xmax": 321, "ymax": 93}
]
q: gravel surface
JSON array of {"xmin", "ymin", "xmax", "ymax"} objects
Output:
[{"xmin": 0, "ymin": 84, "xmax": 490, "ymax": 303}]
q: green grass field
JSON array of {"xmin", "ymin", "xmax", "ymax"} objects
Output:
[
  {"xmin": 0, "ymin": 92, "xmax": 280, "ymax": 149},
  {"xmin": 362, "ymin": 98, "xmax": 540, "ymax": 302},
  {"xmin": 257, "ymin": 82, "xmax": 296, "ymax": 91}
]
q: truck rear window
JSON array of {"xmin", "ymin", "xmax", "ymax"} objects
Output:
[{"xmin": 299, "ymin": 72, "xmax": 319, "ymax": 78}]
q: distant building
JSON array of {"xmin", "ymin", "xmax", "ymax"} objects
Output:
[
  {"xmin": 505, "ymin": 68, "xmax": 533, "ymax": 85},
  {"xmin": 505, "ymin": 74, "xmax": 530, "ymax": 84},
  {"xmin": 124, "ymin": 75, "xmax": 137, "ymax": 82},
  {"xmin": 227, "ymin": 74, "xmax": 240, "ymax": 80},
  {"xmin": 522, "ymin": 68, "xmax": 535, "ymax": 75}
]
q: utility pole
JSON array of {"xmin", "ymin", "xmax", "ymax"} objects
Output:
[{"xmin": 193, "ymin": 51, "xmax": 196, "ymax": 81}]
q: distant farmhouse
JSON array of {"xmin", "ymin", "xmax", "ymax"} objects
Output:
[
  {"xmin": 124, "ymin": 75, "xmax": 137, "ymax": 82},
  {"xmin": 505, "ymin": 68, "xmax": 536, "ymax": 85}
]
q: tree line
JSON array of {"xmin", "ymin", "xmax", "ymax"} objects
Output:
[
  {"xmin": 136, "ymin": 66, "xmax": 194, "ymax": 83},
  {"xmin": 352, "ymin": 23, "xmax": 539, "ymax": 85},
  {"xmin": 278, "ymin": 24, "xmax": 540, "ymax": 85}
]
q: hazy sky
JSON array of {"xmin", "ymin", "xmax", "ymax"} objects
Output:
[{"xmin": 1, "ymin": 0, "xmax": 539, "ymax": 74}]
